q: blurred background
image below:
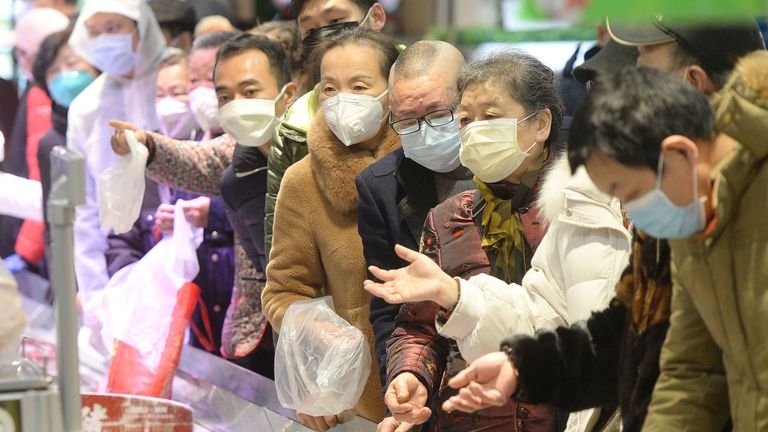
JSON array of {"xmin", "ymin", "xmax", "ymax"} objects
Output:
[{"xmin": 0, "ymin": 0, "xmax": 766, "ymax": 90}]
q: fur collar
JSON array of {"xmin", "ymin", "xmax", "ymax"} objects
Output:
[
  {"xmin": 536, "ymin": 155, "xmax": 572, "ymax": 227},
  {"xmin": 535, "ymin": 154, "xmax": 614, "ymax": 227},
  {"xmin": 308, "ymin": 110, "xmax": 401, "ymax": 213}
]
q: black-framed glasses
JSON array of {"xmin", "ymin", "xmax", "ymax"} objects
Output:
[{"xmin": 389, "ymin": 109, "xmax": 455, "ymax": 135}]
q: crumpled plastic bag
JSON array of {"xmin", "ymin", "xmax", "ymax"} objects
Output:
[
  {"xmin": 98, "ymin": 129, "xmax": 148, "ymax": 234},
  {"xmin": 275, "ymin": 297, "xmax": 370, "ymax": 416},
  {"xmin": 102, "ymin": 200, "xmax": 203, "ymax": 398}
]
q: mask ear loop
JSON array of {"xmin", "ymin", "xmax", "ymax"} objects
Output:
[
  {"xmin": 655, "ymin": 152, "xmax": 665, "ymax": 190},
  {"xmin": 274, "ymin": 84, "xmax": 289, "ymax": 119},
  {"xmin": 359, "ymin": 6, "xmax": 374, "ymax": 27}
]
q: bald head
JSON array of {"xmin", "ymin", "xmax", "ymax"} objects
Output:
[
  {"xmin": 391, "ymin": 40, "xmax": 465, "ymax": 86},
  {"xmin": 389, "ymin": 41, "xmax": 465, "ymax": 122}
]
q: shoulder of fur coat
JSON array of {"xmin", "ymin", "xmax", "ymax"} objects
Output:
[
  {"xmin": 536, "ymin": 155, "xmax": 572, "ymax": 227},
  {"xmin": 535, "ymin": 154, "xmax": 615, "ymax": 227},
  {"xmin": 306, "ymin": 111, "xmax": 401, "ymax": 214}
]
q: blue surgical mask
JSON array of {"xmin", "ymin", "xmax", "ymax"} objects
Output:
[
  {"xmin": 624, "ymin": 152, "xmax": 706, "ymax": 239},
  {"xmin": 89, "ymin": 33, "xmax": 137, "ymax": 76},
  {"xmin": 48, "ymin": 70, "xmax": 96, "ymax": 108},
  {"xmin": 401, "ymin": 117, "xmax": 461, "ymax": 173}
]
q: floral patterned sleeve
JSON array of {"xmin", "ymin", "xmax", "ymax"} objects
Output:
[{"xmin": 145, "ymin": 132, "xmax": 236, "ymax": 196}]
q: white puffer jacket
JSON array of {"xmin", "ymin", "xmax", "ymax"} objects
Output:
[{"xmin": 435, "ymin": 156, "xmax": 632, "ymax": 431}]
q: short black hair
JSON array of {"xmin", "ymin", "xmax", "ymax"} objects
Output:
[
  {"xmin": 291, "ymin": 0, "xmax": 376, "ymax": 18},
  {"xmin": 568, "ymin": 66, "xmax": 715, "ymax": 174},
  {"xmin": 213, "ymin": 33, "xmax": 292, "ymax": 87},
  {"xmin": 192, "ymin": 31, "xmax": 240, "ymax": 54},
  {"xmin": 458, "ymin": 50, "xmax": 564, "ymax": 149},
  {"xmin": 307, "ymin": 28, "xmax": 400, "ymax": 84},
  {"xmin": 148, "ymin": 0, "xmax": 197, "ymax": 37},
  {"xmin": 33, "ymin": 29, "xmax": 73, "ymax": 96}
]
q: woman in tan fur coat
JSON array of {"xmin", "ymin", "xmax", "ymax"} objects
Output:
[{"xmin": 262, "ymin": 29, "xmax": 401, "ymax": 431}]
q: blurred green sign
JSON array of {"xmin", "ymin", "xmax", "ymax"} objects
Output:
[{"xmin": 524, "ymin": 0, "xmax": 767, "ymax": 22}]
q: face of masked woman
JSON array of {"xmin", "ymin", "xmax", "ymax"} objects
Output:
[
  {"xmin": 155, "ymin": 60, "xmax": 197, "ymax": 139},
  {"xmin": 84, "ymin": 12, "xmax": 140, "ymax": 77}
]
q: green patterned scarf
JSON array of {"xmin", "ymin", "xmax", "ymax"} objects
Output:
[{"xmin": 475, "ymin": 146, "xmax": 550, "ymax": 283}]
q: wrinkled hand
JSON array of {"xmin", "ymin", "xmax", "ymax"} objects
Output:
[
  {"xmin": 442, "ymin": 351, "xmax": 517, "ymax": 413},
  {"xmin": 363, "ymin": 244, "xmax": 458, "ymax": 309},
  {"xmin": 296, "ymin": 413, "xmax": 339, "ymax": 432},
  {"xmin": 155, "ymin": 204, "xmax": 175, "ymax": 234},
  {"xmin": 385, "ymin": 372, "xmax": 431, "ymax": 425},
  {"xmin": 181, "ymin": 196, "xmax": 210, "ymax": 228},
  {"xmin": 377, "ymin": 416, "xmax": 414, "ymax": 432},
  {"xmin": 109, "ymin": 119, "xmax": 147, "ymax": 155}
]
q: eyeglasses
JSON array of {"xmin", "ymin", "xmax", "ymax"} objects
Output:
[{"xmin": 389, "ymin": 109, "xmax": 455, "ymax": 136}]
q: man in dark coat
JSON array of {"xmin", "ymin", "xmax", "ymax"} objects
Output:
[{"xmin": 354, "ymin": 40, "xmax": 474, "ymax": 431}]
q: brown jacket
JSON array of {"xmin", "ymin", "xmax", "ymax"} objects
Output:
[{"xmin": 262, "ymin": 112, "xmax": 401, "ymax": 422}]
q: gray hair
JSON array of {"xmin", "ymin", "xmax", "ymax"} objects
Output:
[{"xmin": 458, "ymin": 50, "xmax": 564, "ymax": 147}]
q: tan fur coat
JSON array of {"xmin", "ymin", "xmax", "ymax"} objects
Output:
[{"xmin": 263, "ymin": 111, "xmax": 400, "ymax": 423}]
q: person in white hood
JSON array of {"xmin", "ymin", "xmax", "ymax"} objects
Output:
[{"xmin": 66, "ymin": 0, "xmax": 166, "ymax": 312}]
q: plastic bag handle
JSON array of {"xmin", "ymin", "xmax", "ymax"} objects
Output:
[{"xmin": 190, "ymin": 297, "xmax": 215, "ymax": 353}]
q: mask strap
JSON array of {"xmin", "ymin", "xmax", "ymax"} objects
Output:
[
  {"xmin": 655, "ymin": 152, "xmax": 665, "ymax": 189},
  {"xmin": 359, "ymin": 6, "xmax": 374, "ymax": 27},
  {"xmin": 274, "ymin": 84, "xmax": 288, "ymax": 103},
  {"xmin": 517, "ymin": 110, "xmax": 539, "ymax": 125},
  {"xmin": 375, "ymin": 88, "xmax": 389, "ymax": 101}
]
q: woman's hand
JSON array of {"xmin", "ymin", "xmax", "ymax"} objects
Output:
[
  {"xmin": 385, "ymin": 372, "xmax": 431, "ymax": 425},
  {"xmin": 181, "ymin": 196, "xmax": 210, "ymax": 228},
  {"xmin": 363, "ymin": 244, "xmax": 459, "ymax": 309},
  {"xmin": 442, "ymin": 351, "xmax": 518, "ymax": 413},
  {"xmin": 155, "ymin": 204, "xmax": 175, "ymax": 234},
  {"xmin": 109, "ymin": 119, "xmax": 147, "ymax": 155}
]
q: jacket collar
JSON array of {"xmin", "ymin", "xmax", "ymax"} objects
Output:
[{"xmin": 308, "ymin": 111, "xmax": 402, "ymax": 213}]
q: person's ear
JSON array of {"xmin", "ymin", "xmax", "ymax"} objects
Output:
[
  {"xmin": 367, "ymin": 3, "xmax": 386, "ymax": 31},
  {"xmin": 534, "ymin": 108, "xmax": 552, "ymax": 145},
  {"xmin": 277, "ymin": 82, "xmax": 298, "ymax": 117},
  {"xmin": 685, "ymin": 65, "xmax": 716, "ymax": 94},
  {"xmin": 660, "ymin": 134, "xmax": 699, "ymax": 163}
]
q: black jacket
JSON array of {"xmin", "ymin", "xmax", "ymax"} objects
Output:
[{"xmin": 355, "ymin": 148, "xmax": 443, "ymax": 387}]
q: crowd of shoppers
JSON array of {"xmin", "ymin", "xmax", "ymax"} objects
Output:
[{"xmin": 1, "ymin": 1, "xmax": 766, "ymax": 432}]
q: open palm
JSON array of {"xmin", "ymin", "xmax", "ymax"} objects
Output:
[{"xmin": 363, "ymin": 244, "xmax": 457, "ymax": 308}]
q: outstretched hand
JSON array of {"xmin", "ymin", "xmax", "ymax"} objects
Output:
[
  {"xmin": 109, "ymin": 120, "xmax": 147, "ymax": 155},
  {"xmin": 442, "ymin": 351, "xmax": 518, "ymax": 413},
  {"xmin": 363, "ymin": 244, "xmax": 459, "ymax": 309}
]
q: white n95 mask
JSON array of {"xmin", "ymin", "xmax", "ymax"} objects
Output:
[
  {"xmin": 321, "ymin": 90, "xmax": 388, "ymax": 146},
  {"xmin": 156, "ymin": 97, "xmax": 197, "ymax": 139},
  {"xmin": 459, "ymin": 113, "xmax": 538, "ymax": 183},
  {"xmin": 219, "ymin": 85, "xmax": 287, "ymax": 147},
  {"xmin": 188, "ymin": 87, "xmax": 221, "ymax": 131}
]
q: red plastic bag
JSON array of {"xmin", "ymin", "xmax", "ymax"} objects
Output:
[{"xmin": 103, "ymin": 200, "xmax": 203, "ymax": 398}]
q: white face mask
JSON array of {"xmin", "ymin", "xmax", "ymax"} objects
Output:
[
  {"xmin": 401, "ymin": 116, "xmax": 461, "ymax": 173},
  {"xmin": 156, "ymin": 97, "xmax": 197, "ymax": 139},
  {"xmin": 321, "ymin": 90, "xmax": 388, "ymax": 147},
  {"xmin": 188, "ymin": 86, "xmax": 221, "ymax": 131},
  {"xmin": 218, "ymin": 85, "xmax": 287, "ymax": 147},
  {"xmin": 89, "ymin": 33, "xmax": 137, "ymax": 77},
  {"xmin": 459, "ymin": 113, "xmax": 538, "ymax": 183}
]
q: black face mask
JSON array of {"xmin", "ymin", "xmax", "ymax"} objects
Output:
[{"xmin": 301, "ymin": 21, "xmax": 360, "ymax": 60}]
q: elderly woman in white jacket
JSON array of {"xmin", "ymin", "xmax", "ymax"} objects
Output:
[
  {"xmin": 66, "ymin": 0, "xmax": 166, "ymax": 321},
  {"xmin": 365, "ymin": 155, "xmax": 631, "ymax": 431}
]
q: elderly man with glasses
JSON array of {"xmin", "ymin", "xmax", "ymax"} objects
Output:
[{"xmin": 354, "ymin": 40, "xmax": 473, "ymax": 431}]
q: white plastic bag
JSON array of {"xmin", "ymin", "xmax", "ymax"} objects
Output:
[
  {"xmin": 275, "ymin": 297, "xmax": 371, "ymax": 416},
  {"xmin": 98, "ymin": 129, "xmax": 148, "ymax": 234},
  {"xmin": 99, "ymin": 199, "xmax": 203, "ymax": 364}
]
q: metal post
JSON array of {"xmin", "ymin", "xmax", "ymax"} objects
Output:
[{"xmin": 48, "ymin": 146, "xmax": 86, "ymax": 432}]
